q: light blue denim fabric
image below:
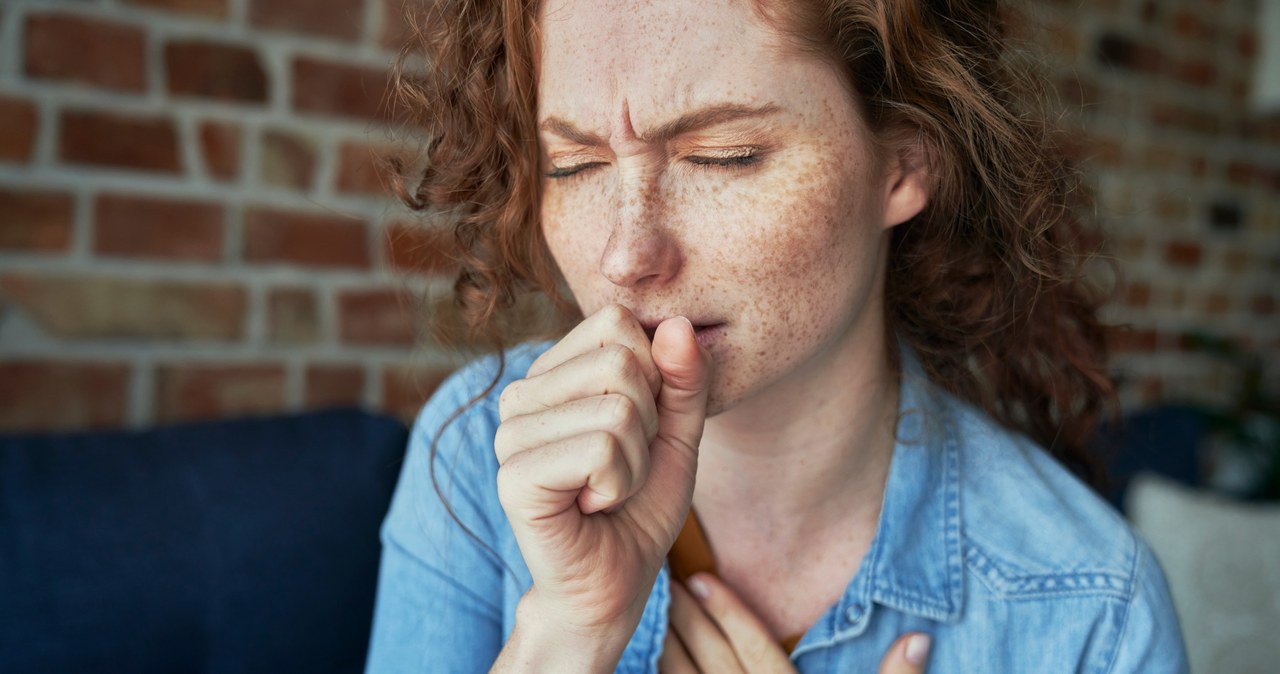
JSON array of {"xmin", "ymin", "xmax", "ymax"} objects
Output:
[{"xmin": 365, "ymin": 342, "xmax": 1189, "ymax": 673}]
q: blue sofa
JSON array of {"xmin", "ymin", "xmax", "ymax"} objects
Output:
[
  {"xmin": 0, "ymin": 409, "xmax": 409, "ymax": 674},
  {"xmin": 0, "ymin": 404, "xmax": 1207, "ymax": 673}
]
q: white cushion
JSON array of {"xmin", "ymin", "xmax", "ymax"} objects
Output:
[{"xmin": 1127, "ymin": 473, "xmax": 1280, "ymax": 674}]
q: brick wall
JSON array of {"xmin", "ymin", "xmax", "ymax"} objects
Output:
[
  {"xmin": 1, "ymin": 0, "xmax": 1277, "ymax": 432},
  {"xmin": 1017, "ymin": 0, "xmax": 1279, "ymax": 411},
  {"xmin": 0, "ymin": 0, "xmax": 457, "ymax": 431}
]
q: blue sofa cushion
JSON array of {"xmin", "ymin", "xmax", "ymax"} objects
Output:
[
  {"xmin": 0, "ymin": 408, "xmax": 409, "ymax": 674},
  {"xmin": 1098, "ymin": 404, "xmax": 1207, "ymax": 510}
]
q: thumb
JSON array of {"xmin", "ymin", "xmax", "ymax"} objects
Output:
[{"xmin": 650, "ymin": 316, "xmax": 712, "ymax": 454}]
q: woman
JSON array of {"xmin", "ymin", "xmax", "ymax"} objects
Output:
[{"xmin": 366, "ymin": 0, "xmax": 1189, "ymax": 672}]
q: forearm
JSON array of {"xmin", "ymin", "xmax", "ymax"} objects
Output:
[{"xmin": 490, "ymin": 588, "xmax": 638, "ymax": 674}]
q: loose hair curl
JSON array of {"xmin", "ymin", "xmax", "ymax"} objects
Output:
[{"xmin": 392, "ymin": 0, "xmax": 1115, "ymax": 487}]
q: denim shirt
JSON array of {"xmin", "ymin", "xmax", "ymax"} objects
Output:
[{"xmin": 366, "ymin": 343, "xmax": 1188, "ymax": 673}]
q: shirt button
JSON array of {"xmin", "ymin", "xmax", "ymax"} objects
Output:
[{"xmin": 845, "ymin": 604, "xmax": 864, "ymax": 622}]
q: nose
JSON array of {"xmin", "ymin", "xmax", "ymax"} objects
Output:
[{"xmin": 598, "ymin": 179, "xmax": 682, "ymax": 289}]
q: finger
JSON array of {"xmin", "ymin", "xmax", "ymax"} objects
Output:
[
  {"xmin": 495, "ymin": 392, "xmax": 653, "ymax": 465},
  {"xmin": 651, "ymin": 316, "xmax": 712, "ymax": 456},
  {"xmin": 685, "ymin": 574, "xmax": 792, "ymax": 672},
  {"xmin": 878, "ymin": 632, "xmax": 932, "ymax": 674},
  {"xmin": 526, "ymin": 304, "xmax": 661, "ymax": 396},
  {"xmin": 669, "ymin": 580, "xmax": 743, "ymax": 673},
  {"xmin": 659, "ymin": 629, "xmax": 699, "ymax": 674},
  {"xmin": 499, "ymin": 342, "xmax": 660, "ymax": 435},
  {"xmin": 631, "ymin": 317, "xmax": 713, "ymax": 531},
  {"xmin": 496, "ymin": 431, "xmax": 634, "ymax": 519},
  {"xmin": 494, "ymin": 393, "xmax": 652, "ymax": 502}
]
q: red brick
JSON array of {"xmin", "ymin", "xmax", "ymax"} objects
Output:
[
  {"xmin": 334, "ymin": 141, "xmax": 400, "ymax": 195},
  {"xmin": 380, "ymin": 0, "xmax": 415, "ymax": 48},
  {"xmin": 1238, "ymin": 31, "xmax": 1258, "ymax": 60},
  {"xmin": 1221, "ymin": 248, "xmax": 1251, "ymax": 273},
  {"xmin": 381, "ymin": 364, "xmax": 452, "ymax": 421},
  {"xmin": 1225, "ymin": 161, "xmax": 1256, "ymax": 187},
  {"xmin": 59, "ymin": 109, "xmax": 181, "ymax": 173},
  {"xmin": 155, "ymin": 363, "xmax": 286, "ymax": 423},
  {"xmin": 0, "ymin": 97, "xmax": 37, "ymax": 162},
  {"xmin": 244, "ymin": 207, "xmax": 370, "ymax": 268},
  {"xmin": 122, "ymin": 0, "xmax": 229, "ymax": 19},
  {"xmin": 93, "ymin": 193, "xmax": 225, "ymax": 262},
  {"xmin": 165, "ymin": 41, "xmax": 267, "ymax": 103},
  {"xmin": 24, "ymin": 14, "xmax": 146, "ymax": 92},
  {"xmin": 338, "ymin": 287, "xmax": 418, "ymax": 346},
  {"xmin": 305, "ymin": 364, "xmax": 365, "ymax": 408},
  {"xmin": 1122, "ymin": 282, "xmax": 1150, "ymax": 308},
  {"xmin": 1189, "ymin": 155, "xmax": 1208, "ymax": 179},
  {"xmin": 250, "ymin": 0, "xmax": 365, "ymax": 41},
  {"xmin": 384, "ymin": 220, "xmax": 455, "ymax": 275},
  {"xmin": 1173, "ymin": 60, "xmax": 1216, "ymax": 88},
  {"xmin": 260, "ymin": 130, "xmax": 315, "ymax": 190},
  {"xmin": 1096, "ymin": 33, "xmax": 1163, "ymax": 74},
  {"xmin": 0, "ymin": 361, "xmax": 130, "ymax": 431},
  {"xmin": 1113, "ymin": 235, "xmax": 1146, "ymax": 260},
  {"xmin": 1172, "ymin": 10, "xmax": 1214, "ymax": 40},
  {"xmin": 0, "ymin": 188, "xmax": 73, "ymax": 252},
  {"xmin": 199, "ymin": 121, "xmax": 241, "ymax": 181},
  {"xmin": 0, "ymin": 274, "xmax": 246, "ymax": 340},
  {"xmin": 292, "ymin": 57, "xmax": 392, "ymax": 123},
  {"xmin": 1153, "ymin": 194, "xmax": 1189, "ymax": 222},
  {"xmin": 267, "ymin": 287, "xmax": 320, "ymax": 344},
  {"xmin": 1203, "ymin": 293, "xmax": 1231, "ymax": 315},
  {"xmin": 1108, "ymin": 327, "xmax": 1159, "ymax": 353},
  {"xmin": 1253, "ymin": 294, "xmax": 1277, "ymax": 316},
  {"xmin": 1164, "ymin": 241, "xmax": 1202, "ymax": 267}
]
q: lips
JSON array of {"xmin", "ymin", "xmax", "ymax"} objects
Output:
[{"xmin": 640, "ymin": 320, "xmax": 724, "ymax": 344}]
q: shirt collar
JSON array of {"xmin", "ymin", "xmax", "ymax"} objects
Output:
[{"xmin": 864, "ymin": 351, "xmax": 965, "ymax": 623}]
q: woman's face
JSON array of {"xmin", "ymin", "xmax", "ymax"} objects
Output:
[{"xmin": 537, "ymin": 0, "xmax": 927, "ymax": 414}]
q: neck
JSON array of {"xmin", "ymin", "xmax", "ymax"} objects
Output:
[{"xmin": 694, "ymin": 310, "xmax": 900, "ymax": 544}]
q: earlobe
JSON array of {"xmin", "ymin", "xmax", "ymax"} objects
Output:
[{"xmin": 881, "ymin": 144, "xmax": 931, "ymax": 230}]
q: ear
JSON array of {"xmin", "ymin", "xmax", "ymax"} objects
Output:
[{"xmin": 879, "ymin": 137, "xmax": 931, "ymax": 230}]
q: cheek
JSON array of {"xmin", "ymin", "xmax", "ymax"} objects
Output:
[
  {"xmin": 540, "ymin": 184, "xmax": 610, "ymax": 300},
  {"xmin": 698, "ymin": 152, "xmax": 877, "ymax": 281}
]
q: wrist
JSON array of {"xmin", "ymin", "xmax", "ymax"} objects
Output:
[{"xmin": 492, "ymin": 588, "xmax": 638, "ymax": 674}]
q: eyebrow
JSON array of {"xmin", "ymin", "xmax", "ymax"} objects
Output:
[{"xmin": 538, "ymin": 103, "xmax": 782, "ymax": 146}]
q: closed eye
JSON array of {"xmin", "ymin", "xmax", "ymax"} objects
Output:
[
  {"xmin": 685, "ymin": 152, "xmax": 761, "ymax": 169},
  {"xmin": 546, "ymin": 162, "xmax": 607, "ymax": 179}
]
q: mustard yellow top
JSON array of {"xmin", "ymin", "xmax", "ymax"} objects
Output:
[{"xmin": 668, "ymin": 511, "xmax": 803, "ymax": 654}]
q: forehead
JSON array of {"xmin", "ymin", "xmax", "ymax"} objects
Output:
[{"xmin": 537, "ymin": 0, "xmax": 799, "ymax": 129}]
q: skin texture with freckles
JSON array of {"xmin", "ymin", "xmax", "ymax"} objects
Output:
[
  {"xmin": 540, "ymin": 0, "xmax": 893, "ymax": 415},
  {"xmin": 537, "ymin": 0, "xmax": 930, "ymax": 644}
]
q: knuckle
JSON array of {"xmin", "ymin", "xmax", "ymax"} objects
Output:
[
  {"xmin": 598, "ymin": 393, "xmax": 638, "ymax": 433},
  {"xmin": 493, "ymin": 422, "xmax": 516, "ymax": 459},
  {"xmin": 497, "ymin": 381, "xmax": 521, "ymax": 419},
  {"xmin": 597, "ymin": 303, "xmax": 630, "ymax": 327},
  {"xmin": 598, "ymin": 343, "xmax": 635, "ymax": 379},
  {"xmin": 495, "ymin": 461, "xmax": 519, "ymax": 501},
  {"xmin": 582, "ymin": 431, "xmax": 622, "ymax": 473}
]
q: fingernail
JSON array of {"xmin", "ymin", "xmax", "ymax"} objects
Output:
[
  {"xmin": 905, "ymin": 633, "xmax": 931, "ymax": 665},
  {"xmin": 686, "ymin": 575, "xmax": 710, "ymax": 600}
]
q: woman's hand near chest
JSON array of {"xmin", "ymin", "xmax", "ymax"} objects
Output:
[
  {"xmin": 662, "ymin": 574, "xmax": 932, "ymax": 674},
  {"xmin": 491, "ymin": 305, "xmax": 713, "ymax": 673}
]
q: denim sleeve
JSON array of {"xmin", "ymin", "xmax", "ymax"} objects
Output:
[
  {"xmin": 366, "ymin": 370, "xmax": 507, "ymax": 674},
  {"xmin": 1104, "ymin": 540, "xmax": 1190, "ymax": 674}
]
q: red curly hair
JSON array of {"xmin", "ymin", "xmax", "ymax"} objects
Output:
[{"xmin": 391, "ymin": 0, "xmax": 1116, "ymax": 487}]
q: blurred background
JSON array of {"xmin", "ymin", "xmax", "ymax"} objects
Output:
[
  {"xmin": 0, "ymin": 0, "xmax": 453, "ymax": 430},
  {"xmin": 0, "ymin": 0, "xmax": 1277, "ymax": 672}
]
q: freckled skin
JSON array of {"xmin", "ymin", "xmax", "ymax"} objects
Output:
[{"xmin": 538, "ymin": 0, "xmax": 895, "ymax": 417}]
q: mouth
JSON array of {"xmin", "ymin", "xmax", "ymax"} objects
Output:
[{"xmin": 641, "ymin": 320, "xmax": 725, "ymax": 346}]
